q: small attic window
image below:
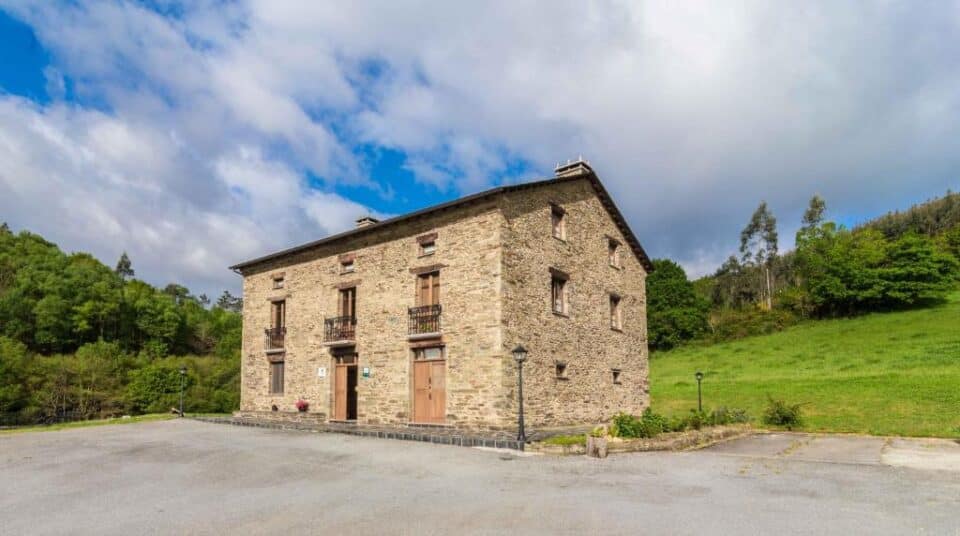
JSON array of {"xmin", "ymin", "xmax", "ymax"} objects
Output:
[
  {"xmin": 417, "ymin": 232, "xmax": 438, "ymax": 256},
  {"xmin": 339, "ymin": 253, "xmax": 356, "ymax": 274},
  {"xmin": 555, "ymin": 362, "xmax": 568, "ymax": 380},
  {"xmin": 272, "ymin": 273, "xmax": 285, "ymax": 289},
  {"xmin": 551, "ymin": 204, "xmax": 566, "ymax": 240},
  {"xmin": 612, "ymin": 369, "xmax": 622, "ymax": 384},
  {"xmin": 608, "ymin": 238, "xmax": 621, "ymax": 268}
]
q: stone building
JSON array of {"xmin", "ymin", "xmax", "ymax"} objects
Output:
[{"xmin": 230, "ymin": 159, "xmax": 653, "ymax": 432}]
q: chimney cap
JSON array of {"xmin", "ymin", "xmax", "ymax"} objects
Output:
[
  {"xmin": 554, "ymin": 156, "xmax": 593, "ymax": 178},
  {"xmin": 355, "ymin": 216, "xmax": 380, "ymax": 228}
]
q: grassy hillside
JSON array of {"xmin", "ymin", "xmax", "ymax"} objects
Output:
[{"xmin": 651, "ymin": 291, "xmax": 960, "ymax": 438}]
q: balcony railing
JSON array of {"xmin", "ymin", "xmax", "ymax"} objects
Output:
[
  {"xmin": 264, "ymin": 326, "xmax": 286, "ymax": 351},
  {"xmin": 408, "ymin": 304, "xmax": 442, "ymax": 336},
  {"xmin": 324, "ymin": 315, "xmax": 356, "ymax": 342}
]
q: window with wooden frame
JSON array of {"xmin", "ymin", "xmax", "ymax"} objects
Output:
[
  {"xmin": 612, "ymin": 368, "xmax": 622, "ymax": 384},
  {"xmin": 417, "ymin": 271, "xmax": 441, "ymax": 306},
  {"xmin": 610, "ymin": 294, "xmax": 622, "ymax": 330},
  {"xmin": 272, "ymin": 273, "xmax": 285, "ymax": 289},
  {"xmin": 551, "ymin": 204, "xmax": 566, "ymax": 240},
  {"xmin": 271, "ymin": 300, "xmax": 286, "ymax": 329},
  {"xmin": 608, "ymin": 238, "xmax": 621, "ymax": 268},
  {"xmin": 551, "ymin": 274, "xmax": 568, "ymax": 315},
  {"xmin": 269, "ymin": 360, "xmax": 285, "ymax": 394},
  {"xmin": 339, "ymin": 287, "xmax": 356, "ymax": 319}
]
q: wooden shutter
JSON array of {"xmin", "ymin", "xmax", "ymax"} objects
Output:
[
  {"xmin": 272, "ymin": 300, "xmax": 285, "ymax": 328},
  {"xmin": 270, "ymin": 361, "xmax": 284, "ymax": 394},
  {"xmin": 339, "ymin": 288, "xmax": 356, "ymax": 318},
  {"xmin": 417, "ymin": 272, "xmax": 440, "ymax": 306}
]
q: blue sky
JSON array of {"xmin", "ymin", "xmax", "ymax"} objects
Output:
[{"xmin": 0, "ymin": 2, "xmax": 958, "ymax": 298}]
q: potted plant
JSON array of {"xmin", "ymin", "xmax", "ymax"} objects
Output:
[{"xmin": 295, "ymin": 399, "xmax": 309, "ymax": 412}]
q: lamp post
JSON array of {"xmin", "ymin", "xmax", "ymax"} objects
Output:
[
  {"xmin": 512, "ymin": 345, "xmax": 528, "ymax": 443},
  {"xmin": 179, "ymin": 365, "xmax": 187, "ymax": 418},
  {"xmin": 695, "ymin": 371, "xmax": 704, "ymax": 412}
]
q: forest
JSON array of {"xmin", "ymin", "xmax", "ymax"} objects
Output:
[
  {"xmin": 647, "ymin": 191, "xmax": 960, "ymax": 351},
  {"xmin": 0, "ymin": 224, "xmax": 242, "ymax": 424}
]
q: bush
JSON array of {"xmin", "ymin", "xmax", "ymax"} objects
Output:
[
  {"xmin": 610, "ymin": 408, "xmax": 669, "ymax": 439},
  {"xmin": 762, "ymin": 396, "xmax": 803, "ymax": 429},
  {"xmin": 710, "ymin": 406, "xmax": 750, "ymax": 426},
  {"xmin": 543, "ymin": 434, "xmax": 587, "ymax": 447}
]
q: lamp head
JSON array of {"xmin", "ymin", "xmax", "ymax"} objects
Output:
[
  {"xmin": 695, "ymin": 371, "xmax": 704, "ymax": 381},
  {"xmin": 512, "ymin": 345, "xmax": 528, "ymax": 363}
]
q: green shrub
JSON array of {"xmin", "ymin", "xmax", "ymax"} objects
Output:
[
  {"xmin": 762, "ymin": 396, "xmax": 803, "ymax": 429},
  {"xmin": 610, "ymin": 408, "xmax": 669, "ymax": 439},
  {"xmin": 710, "ymin": 406, "xmax": 750, "ymax": 425}
]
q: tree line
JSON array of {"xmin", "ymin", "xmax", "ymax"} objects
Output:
[
  {"xmin": 647, "ymin": 192, "xmax": 960, "ymax": 351},
  {"xmin": 0, "ymin": 225, "xmax": 242, "ymax": 424}
]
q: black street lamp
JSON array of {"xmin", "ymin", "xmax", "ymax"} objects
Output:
[
  {"xmin": 512, "ymin": 345, "xmax": 528, "ymax": 443},
  {"xmin": 695, "ymin": 371, "xmax": 704, "ymax": 412},
  {"xmin": 179, "ymin": 365, "xmax": 187, "ymax": 418}
]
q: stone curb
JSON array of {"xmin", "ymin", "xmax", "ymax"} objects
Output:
[{"xmin": 189, "ymin": 417, "xmax": 525, "ymax": 451}]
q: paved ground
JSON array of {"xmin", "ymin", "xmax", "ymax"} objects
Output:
[{"xmin": 1, "ymin": 421, "xmax": 959, "ymax": 535}]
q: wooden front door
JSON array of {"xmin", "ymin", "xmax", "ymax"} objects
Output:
[
  {"xmin": 412, "ymin": 347, "xmax": 445, "ymax": 424},
  {"xmin": 333, "ymin": 353, "xmax": 358, "ymax": 421}
]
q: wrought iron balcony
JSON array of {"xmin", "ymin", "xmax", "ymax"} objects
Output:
[
  {"xmin": 324, "ymin": 315, "xmax": 356, "ymax": 342},
  {"xmin": 408, "ymin": 304, "xmax": 442, "ymax": 336},
  {"xmin": 264, "ymin": 326, "xmax": 286, "ymax": 351}
]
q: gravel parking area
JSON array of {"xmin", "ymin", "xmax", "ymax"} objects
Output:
[{"xmin": 1, "ymin": 420, "xmax": 959, "ymax": 535}]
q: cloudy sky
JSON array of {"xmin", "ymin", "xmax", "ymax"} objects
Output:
[{"xmin": 1, "ymin": 1, "xmax": 958, "ymax": 298}]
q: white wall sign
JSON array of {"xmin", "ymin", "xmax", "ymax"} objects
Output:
[{"xmin": 317, "ymin": 367, "xmax": 327, "ymax": 378}]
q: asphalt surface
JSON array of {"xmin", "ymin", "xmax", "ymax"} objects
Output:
[{"xmin": 1, "ymin": 420, "xmax": 959, "ymax": 535}]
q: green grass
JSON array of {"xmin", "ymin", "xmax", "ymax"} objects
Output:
[
  {"xmin": 542, "ymin": 434, "xmax": 587, "ymax": 447},
  {"xmin": 651, "ymin": 291, "xmax": 960, "ymax": 438},
  {"xmin": 0, "ymin": 414, "xmax": 174, "ymax": 435}
]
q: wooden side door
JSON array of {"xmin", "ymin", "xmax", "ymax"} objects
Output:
[
  {"xmin": 429, "ymin": 360, "xmax": 446, "ymax": 423},
  {"xmin": 412, "ymin": 356, "xmax": 446, "ymax": 424},
  {"xmin": 413, "ymin": 361, "xmax": 432, "ymax": 423},
  {"xmin": 334, "ymin": 364, "xmax": 347, "ymax": 421}
]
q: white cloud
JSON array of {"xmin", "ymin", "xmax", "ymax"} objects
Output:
[{"xmin": 1, "ymin": 0, "xmax": 959, "ymax": 287}]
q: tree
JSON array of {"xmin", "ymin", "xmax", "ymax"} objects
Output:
[
  {"xmin": 216, "ymin": 290, "xmax": 242, "ymax": 313},
  {"xmin": 740, "ymin": 202, "xmax": 779, "ymax": 310},
  {"xmin": 801, "ymin": 195, "xmax": 826, "ymax": 232},
  {"xmin": 115, "ymin": 252, "xmax": 134, "ymax": 281},
  {"xmin": 198, "ymin": 293, "xmax": 210, "ymax": 307},
  {"xmin": 646, "ymin": 259, "xmax": 709, "ymax": 351}
]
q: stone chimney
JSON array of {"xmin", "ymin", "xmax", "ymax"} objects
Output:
[
  {"xmin": 355, "ymin": 216, "xmax": 380, "ymax": 228},
  {"xmin": 554, "ymin": 156, "xmax": 594, "ymax": 178}
]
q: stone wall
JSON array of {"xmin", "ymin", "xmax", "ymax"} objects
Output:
[
  {"xmin": 239, "ymin": 199, "xmax": 506, "ymax": 429},
  {"xmin": 499, "ymin": 176, "xmax": 649, "ymax": 428}
]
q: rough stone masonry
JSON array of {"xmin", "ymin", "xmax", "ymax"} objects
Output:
[{"xmin": 230, "ymin": 159, "xmax": 653, "ymax": 432}]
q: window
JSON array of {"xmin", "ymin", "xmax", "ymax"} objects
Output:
[
  {"xmin": 551, "ymin": 276, "xmax": 568, "ymax": 315},
  {"xmin": 551, "ymin": 205, "xmax": 566, "ymax": 240},
  {"xmin": 270, "ymin": 361, "xmax": 285, "ymax": 394},
  {"xmin": 417, "ymin": 271, "xmax": 441, "ymax": 306},
  {"xmin": 610, "ymin": 294, "xmax": 622, "ymax": 330},
  {"xmin": 417, "ymin": 233, "xmax": 438, "ymax": 256},
  {"xmin": 555, "ymin": 362, "xmax": 568, "ymax": 380},
  {"xmin": 339, "ymin": 253, "xmax": 356, "ymax": 274},
  {"xmin": 413, "ymin": 346, "xmax": 444, "ymax": 360},
  {"xmin": 271, "ymin": 300, "xmax": 285, "ymax": 329},
  {"xmin": 272, "ymin": 274, "xmax": 285, "ymax": 289},
  {"xmin": 339, "ymin": 287, "xmax": 357, "ymax": 319},
  {"xmin": 612, "ymin": 369, "xmax": 622, "ymax": 384},
  {"xmin": 608, "ymin": 239, "xmax": 620, "ymax": 268}
]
